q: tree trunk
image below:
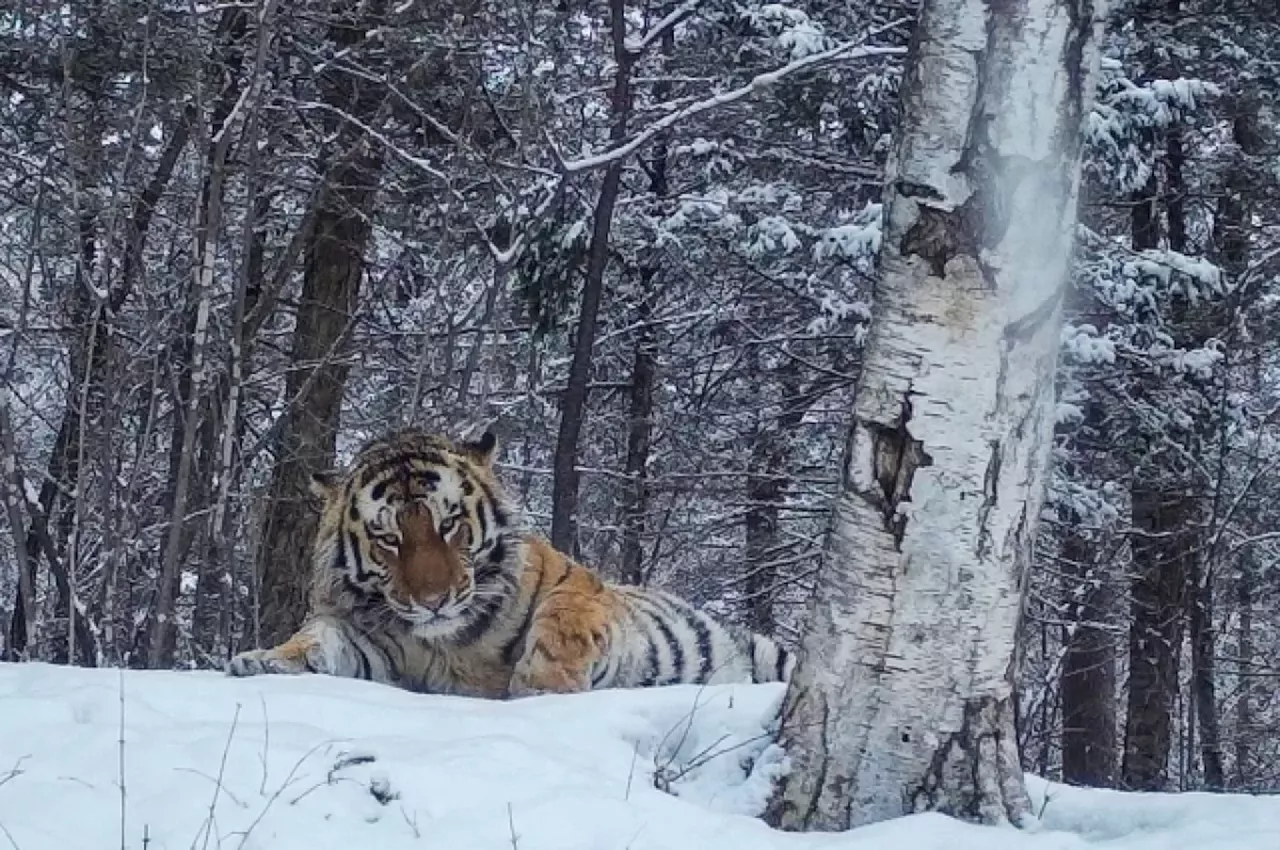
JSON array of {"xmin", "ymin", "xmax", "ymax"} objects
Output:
[
  {"xmin": 1121, "ymin": 124, "xmax": 1198, "ymax": 789},
  {"xmin": 743, "ymin": 433, "xmax": 785, "ymax": 634},
  {"xmin": 768, "ymin": 0, "xmax": 1101, "ymax": 830},
  {"xmin": 1216, "ymin": 93, "xmax": 1265, "ymax": 792},
  {"xmin": 190, "ymin": 391, "xmax": 226, "ymax": 660},
  {"xmin": 618, "ymin": 290, "xmax": 656, "ymax": 585},
  {"xmin": 549, "ymin": 0, "xmax": 633, "ymax": 554},
  {"xmin": 617, "ymin": 17, "xmax": 673, "ymax": 585},
  {"xmin": 0, "ymin": 400, "xmax": 36, "ymax": 658},
  {"xmin": 255, "ymin": 0, "xmax": 387, "ymax": 648},
  {"xmin": 1059, "ymin": 528, "xmax": 1117, "ymax": 787},
  {"xmin": 1234, "ymin": 551, "xmax": 1253, "ymax": 788},
  {"xmin": 1122, "ymin": 485, "xmax": 1188, "ymax": 790},
  {"xmin": 1188, "ymin": 552, "xmax": 1223, "ymax": 789},
  {"xmin": 147, "ymin": 93, "xmax": 231, "ymax": 668}
]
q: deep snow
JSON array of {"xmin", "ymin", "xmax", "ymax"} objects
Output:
[{"xmin": 0, "ymin": 662, "xmax": 1276, "ymax": 849}]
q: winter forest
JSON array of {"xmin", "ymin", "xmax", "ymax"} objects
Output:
[{"xmin": 1, "ymin": 0, "xmax": 1280, "ymax": 840}]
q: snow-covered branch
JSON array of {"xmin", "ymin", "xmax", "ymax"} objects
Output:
[
  {"xmin": 624, "ymin": 0, "xmax": 706, "ymax": 56},
  {"xmin": 560, "ymin": 30, "xmax": 908, "ymax": 174}
]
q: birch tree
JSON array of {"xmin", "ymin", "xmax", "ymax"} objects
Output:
[{"xmin": 768, "ymin": 0, "xmax": 1103, "ymax": 829}]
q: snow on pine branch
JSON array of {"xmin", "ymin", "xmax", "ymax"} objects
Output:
[
  {"xmin": 740, "ymin": 3, "xmax": 835, "ymax": 59},
  {"xmin": 1123, "ymin": 249, "xmax": 1224, "ymax": 301},
  {"xmin": 812, "ymin": 202, "xmax": 882, "ymax": 270},
  {"xmin": 1085, "ymin": 57, "xmax": 1221, "ymax": 191}
]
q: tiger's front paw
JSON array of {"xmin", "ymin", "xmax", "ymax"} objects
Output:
[
  {"xmin": 226, "ymin": 648, "xmax": 309, "ymax": 677},
  {"xmin": 506, "ymin": 674, "xmax": 548, "ymax": 699},
  {"xmin": 507, "ymin": 662, "xmax": 585, "ymax": 699}
]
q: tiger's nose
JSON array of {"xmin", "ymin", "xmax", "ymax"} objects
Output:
[{"xmin": 419, "ymin": 592, "xmax": 449, "ymax": 613}]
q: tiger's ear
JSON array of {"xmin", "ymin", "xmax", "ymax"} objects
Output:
[
  {"xmin": 461, "ymin": 430, "xmax": 498, "ymax": 466},
  {"xmin": 309, "ymin": 471, "xmax": 341, "ymax": 501}
]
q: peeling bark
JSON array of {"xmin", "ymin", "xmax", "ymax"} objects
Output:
[{"xmin": 769, "ymin": 0, "xmax": 1102, "ymax": 830}]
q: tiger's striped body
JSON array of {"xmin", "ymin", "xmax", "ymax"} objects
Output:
[{"xmin": 228, "ymin": 428, "xmax": 794, "ymax": 698}]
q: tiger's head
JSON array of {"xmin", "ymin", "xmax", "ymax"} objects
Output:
[{"xmin": 310, "ymin": 428, "xmax": 521, "ymax": 642}]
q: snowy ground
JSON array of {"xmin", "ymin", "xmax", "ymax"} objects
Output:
[{"xmin": 0, "ymin": 663, "xmax": 1276, "ymax": 850}]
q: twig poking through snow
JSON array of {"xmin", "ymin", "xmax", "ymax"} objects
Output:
[
  {"xmin": 174, "ymin": 768, "xmax": 247, "ymax": 808},
  {"xmin": 625, "ymin": 743, "xmax": 639, "ymax": 801},
  {"xmin": 118, "ymin": 668, "xmax": 126, "ymax": 850},
  {"xmin": 507, "ymin": 802, "xmax": 519, "ymax": 850},
  {"xmin": 234, "ymin": 739, "xmax": 344, "ymax": 850},
  {"xmin": 399, "ymin": 805, "xmax": 421, "ymax": 839},
  {"xmin": 195, "ymin": 703, "xmax": 241, "ymax": 850},
  {"xmin": 1038, "ymin": 787, "xmax": 1055, "ymax": 820},
  {"xmin": 257, "ymin": 695, "xmax": 270, "ymax": 796},
  {"xmin": 651, "ymin": 684, "xmax": 711, "ymax": 790},
  {"xmin": 0, "ymin": 757, "xmax": 27, "ymax": 790}
]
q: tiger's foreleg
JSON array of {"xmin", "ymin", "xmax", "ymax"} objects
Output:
[
  {"xmin": 227, "ymin": 615, "xmax": 396, "ymax": 683},
  {"xmin": 507, "ymin": 589, "xmax": 613, "ymax": 698}
]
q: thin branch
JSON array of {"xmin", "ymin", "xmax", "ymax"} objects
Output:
[
  {"xmin": 559, "ymin": 30, "xmax": 908, "ymax": 174},
  {"xmin": 625, "ymin": 0, "xmax": 706, "ymax": 55}
]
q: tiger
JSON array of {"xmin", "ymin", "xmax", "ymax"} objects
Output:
[{"xmin": 227, "ymin": 427, "xmax": 795, "ymax": 698}]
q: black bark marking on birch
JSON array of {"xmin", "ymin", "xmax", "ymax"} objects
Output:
[
  {"xmin": 975, "ymin": 441, "xmax": 1001, "ymax": 560},
  {"xmin": 862, "ymin": 396, "xmax": 933, "ymax": 550},
  {"xmin": 995, "ymin": 290, "xmax": 1061, "ymax": 447},
  {"xmin": 895, "ymin": 37, "xmax": 998, "ymax": 285},
  {"xmin": 895, "ymin": 179, "xmax": 945, "ymax": 203},
  {"xmin": 905, "ymin": 13, "xmax": 1043, "ymax": 292},
  {"xmin": 764, "ymin": 685, "xmax": 801, "ymax": 826},
  {"xmin": 1059, "ymin": 0, "xmax": 1096, "ymax": 158},
  {"xmin": 909, "ymin": 694, "xmax": 1018, "ymax": 822},
  {"xmin": 1003, "ymin": 293, "xmax": 1063, "ymax": 345},
  {"xmin": 810, "ymin": 692, "xmax": 836, "ymax": 830},
  {"xmin": 766, "ymin": 686, "xmax": 831, "ymax": 830}
]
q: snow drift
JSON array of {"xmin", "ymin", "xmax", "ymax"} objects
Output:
[{"xmin": 0, "ymin": 662, "xmax": 1276, "ymax": 849}]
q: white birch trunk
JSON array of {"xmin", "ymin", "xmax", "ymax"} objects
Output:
[{"xmin": 770, "ymin": 0, "xmax": 1103, "ymax": 831}]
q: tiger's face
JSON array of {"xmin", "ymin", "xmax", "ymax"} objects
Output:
[
  {"xmin": 311, "ymin": 429, "xmax": 517, "ymax": 641},
  {"xmin": 364, "ymin": 497, "xmax": 475, "ymax": 632}
]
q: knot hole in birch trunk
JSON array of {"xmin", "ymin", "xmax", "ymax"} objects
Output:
[
  {"xmin": 897, "ymin": 189, "xmax": 985, "ymax": 282},
  {"xmin": 866, "ymin": 397, "xmax": 932, "ymax": 549}
]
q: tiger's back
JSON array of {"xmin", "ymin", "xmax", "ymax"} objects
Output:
[{"xmin": 501, "ymin": 538, "xmax": 795, "ymax": 695}]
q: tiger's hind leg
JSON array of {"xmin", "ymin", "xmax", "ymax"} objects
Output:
[{"xmin": 227, "ymin": 615, "xmax": 387, "ymax": 681}]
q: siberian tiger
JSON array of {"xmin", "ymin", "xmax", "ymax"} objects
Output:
[{"xmin": 227, "ymin": 428, "xmax": 795, "ymax": 698}]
